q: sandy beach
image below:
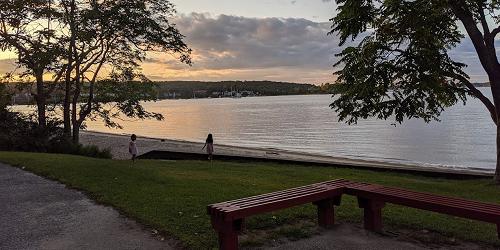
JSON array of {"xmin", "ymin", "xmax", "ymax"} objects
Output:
[{"xmin": 80, "ymin": 131, "xmax": 493, "ymax": 178}]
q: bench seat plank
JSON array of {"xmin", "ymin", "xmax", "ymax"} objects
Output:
[
  {"xmin": 212, "ymin": 188, "xmax": 344, "ymax": 221},
  {"xmin": 208, "ymin": 179, "xmax": 348, "ymax": 221},
  {"xmin": 207, "ymin": 179, "xmax": 349, "ymax": 249},
  {"xmin": 211, "ymin": 179, "xmax": 349, "ymax": 207},
  {"xmin": 346, "ymin": 183, "xmax": 500, "ymax": 223}
]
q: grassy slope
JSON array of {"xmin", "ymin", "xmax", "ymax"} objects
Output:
[{"xmin": 0, "ymin": 152, "xmax": 499, "ymax": 249}]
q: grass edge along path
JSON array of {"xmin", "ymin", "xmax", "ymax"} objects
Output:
[{"xmin": 0, "ymin": 151, "xmax": 499, "ymax": 249}]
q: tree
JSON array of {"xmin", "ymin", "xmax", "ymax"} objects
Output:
[
  {"xmin": 57, "ymin": 0, "xmax": 191, "ymax": 143},
  {"xmin": 329, "ymin": 0, "xmax": 500, "ymax": 182},
  {"xmin": 1, "ymin": 0, "xmax": 191, "ymax": 143},
  {"xmin": 0, "ymin": 82, "xmax": 10, "ymax": 111},
  {"xmin": 0, "ymin": 0, "xmax": 65, "ymax": 128}
]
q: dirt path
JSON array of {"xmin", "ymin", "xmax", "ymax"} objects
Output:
[{"xmin": 0, "ymin": 163, "xmax": 174, "ymax": 250}]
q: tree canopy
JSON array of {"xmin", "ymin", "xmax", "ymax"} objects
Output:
[
  {"xmin": 330, "ymin": 0, "xmax": 500, "ymax": 181},
  {"xmin": 0, "ymin": 0, "xmax": 191, "ymax": 142}
]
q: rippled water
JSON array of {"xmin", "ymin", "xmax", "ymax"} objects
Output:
[
  {"xmin": 79, "ymin": 90, "xmax": 495, "ymax": 172},
  {"xmin": 12, "ymin": 89, "xmax": 496, "ymax": 171}
]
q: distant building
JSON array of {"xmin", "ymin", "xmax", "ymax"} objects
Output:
[
  {"xmin": 11, "ymin": 92, "xmax": 33, "ymax": 105},
  {"xmin": 193, "ymin": 90, "xmax": 208, "ymax": 98}
]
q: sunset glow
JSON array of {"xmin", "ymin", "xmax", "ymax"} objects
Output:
[{"xmin": 0, "ymin": 0, "xmax": 490, "ymax": 84}]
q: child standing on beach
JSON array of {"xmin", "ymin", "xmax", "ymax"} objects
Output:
[
  {"xmin": 129, "ymin": 134, "xmax": 138, "ymax": 162},
  {"xmin": 202, "ymin": 134, "xmax": 214, "ymax": 161}
]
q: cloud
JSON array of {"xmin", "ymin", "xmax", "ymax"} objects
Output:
[
  {"xmin": 143, "ymin": 13, "xmax": 490, "ymax": 83},
  {"xmin": 0, "ymin": 12, "xmax": 490, "ymax": 84},
  {"xmin": 0, "ymin": 59, "xmax": 19, "ymax": 74},
  {"xmin": 145, "ymin": 13, "xmax": 341, "ymax": 83}
]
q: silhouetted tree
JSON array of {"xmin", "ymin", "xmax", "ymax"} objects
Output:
[
  {"xmin": 330, "ymin": 1, "xmax": 500, "ymax": 182},
  {"xmin": 1, "ymin": 0, "xmax": 191, "ymax": 143},
  {"xmin": 0, "ymin": 0, "xmax": 64, "ymax": 128},
  {"xmin": 59, "ymin": 0, "xmax": 191, "ymax": 143}
]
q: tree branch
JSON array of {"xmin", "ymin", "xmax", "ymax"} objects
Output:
[
  {"xmin": 464, "ymin": 80, "xmax": 498, "ymax": 125},
  {"xmin": 478, "ymin": 2, "xmax": 491, "ymax": 37},
  {"xmin": 449, "ymin": 2, "xmax": 497, "ymax": 71},
  {"xmin": 492, "ymin": 26, "xmax": 500, "ymax": 39}
]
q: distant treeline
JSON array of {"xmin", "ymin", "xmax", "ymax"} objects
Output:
[
  {"xmin": 155, "ymin": 81, "xmax": 332, "ymax": 99},
  {"xmin": 6, "ymin": 81, "xmax": 334, "ymax": 104},
  {"xmin": 473, "ymin": 82, "xmax": 490, "ymax": 87}
]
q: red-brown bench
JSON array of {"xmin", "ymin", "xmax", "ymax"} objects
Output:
[
  {"xmin": 345, "ymin": 181, "xmax": 500, "ymax": 238},
  {"xmin": 207, "ymin": 179, "xmax": 350, "ymax": 249},
  {"xmin": 208, "ymin": 179, "xmax": 500, "ymax": 250}
]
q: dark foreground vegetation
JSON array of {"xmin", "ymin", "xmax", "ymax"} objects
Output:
[
  {"xmin": 0, "ymin": 152, "xmax": 498, "ymax": 249},
  {"xmin": 0, "ymin": 83, "xmax": 111, "ymax": 158}
]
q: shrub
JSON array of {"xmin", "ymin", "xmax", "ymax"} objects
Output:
[
  {"xmin": 50, "ymin": 140, "xmax": 112, "ymax": 159},
  {"xmin": 0, "ymin": 110, "xmax": 112, "ymax": 159}
]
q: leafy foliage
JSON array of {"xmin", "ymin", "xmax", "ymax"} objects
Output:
[
  {"xmin": 0, "ymin": 111, "xmax": 62, "ymax": 152},
  {"xmin": 1, "ymin": 0, "xmax": 191, "ymax": 142},
  {"xmin": 87, "ymin": 79, "xmax": 164, "ymax": 129},
  {"xmin": 0, "ymin": 83, "xmax": 10, "ymax": 111},
  {"xmin": 330, "ymin": 0, "xmax": 472, "ymax": 124},
  {"xmin": 0, "ymin": 111, "xmax": 111, "ymax": 158}
]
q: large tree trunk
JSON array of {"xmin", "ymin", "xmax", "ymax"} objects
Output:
[
  {"xmin": 496, "ymin": 124, "xmax": 500, "ymax": 183},
  {"xmin": 34, "ymin": 71, "xmax": 46, "ymax": 128},
  {"xmin": 63, "ymin": 79, "xmax": 72, "ymax": 139},
  {"xmin": 72, "ymin": 121, "xmax": 80, "ymax": 144},
  {"xmin": 71, "ymin": 97, "xmax": 79, "ymax": 144},
  {"xmin": 491, "ymin": 74, "xmax": 500, "ymax": 184},
  {"xmin": 63, "ymin": 0, "xmax": 76, "ymax": 141}
]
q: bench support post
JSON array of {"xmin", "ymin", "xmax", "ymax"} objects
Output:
[
  {"xmin": 357, "ymin": 197, "xmax": 385, "ymax": 232},
  {"xmin": 211, "ymin": 217, "xmax": 244, "ymax": 250},
  {"xmin": 313, "ymin": 196, "xmax": 342, "ymax": 228}
]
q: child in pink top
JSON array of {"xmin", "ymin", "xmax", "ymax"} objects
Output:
[{"xmin": 129, "ymin": 134, "xmax": 138, "ymax": 162}]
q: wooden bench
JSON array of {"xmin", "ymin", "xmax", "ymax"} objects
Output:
[
  {"xmin": 208, "ymin": 179, "xmax": 500, "ymax": 249},
  {"xmin": 345, "ymin": 181, "xmax": 500, "ymax": 238},
  {"xmin": 207, "ymin": 179, "xmax": 349, "ymax": 249}
]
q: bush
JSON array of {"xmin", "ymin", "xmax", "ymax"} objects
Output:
[
  {"xmin": 78, "ymin": 144, "xmax": 112, "ymax": 159},
  {"xmin": 0, "ymin": 110, "xmax": 112, "ymax": 159},
  {"xmin": 49, "ymin": 140, "xmax": 112, "ymax": 159},
  {"xmin": 0, "ymin": 111, "xmax": 58, "ymax": 152}
]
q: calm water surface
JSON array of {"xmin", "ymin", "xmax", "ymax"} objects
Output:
[
  {"xmin": 13, "ymin": 90, "xmax": 496, "ymax": 172},
  {"xmin": 81, "ymin": 91, "xmax": 495, "ymax": 172}
]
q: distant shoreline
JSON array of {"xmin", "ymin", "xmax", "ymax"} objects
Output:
[{"xmin": 6, "ymin": 80, "xmax": 331, "ymax": 105}]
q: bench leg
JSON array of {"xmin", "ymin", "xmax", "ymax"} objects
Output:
[
  {"xmin": 211, "ymin": 218, "xmax": 244, "ymax": 250},
  {"xmin": 219, "ymin": 231, "xmax": 238, "ymax": 250},
  {"xmin": 357, "ymin": 197, "xmax": 385, "ymax": 232},
  {"xmin": 313, "ymin": 196, "xmax": 342, "ymax": 228}
]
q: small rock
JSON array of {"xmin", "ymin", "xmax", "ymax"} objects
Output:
[
  {"xmin": 152, "ymin": 229, "xmax": 158, "ymax": 235},
  {"xmin": 422, "ymin": 229, "xmax": 429, "ymax": 233}
]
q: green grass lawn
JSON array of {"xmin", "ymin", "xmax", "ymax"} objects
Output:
[{"xmin": 1, "ymin": 151, "xmax": 499, "ymax": 249}]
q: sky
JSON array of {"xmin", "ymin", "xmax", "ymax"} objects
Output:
[{"xmin": 0, "ymin": 0, "xmax": 490, "ymax": 84}]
